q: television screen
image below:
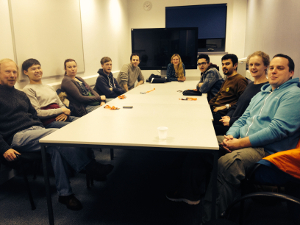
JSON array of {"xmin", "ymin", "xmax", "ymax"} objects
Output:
[{"xmin": 131, "ymin": 28, "xmax": 198, "ymax": 70}]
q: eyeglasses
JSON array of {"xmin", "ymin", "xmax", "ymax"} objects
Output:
[{"xmin": 197, "ymin": 62, "xmax": 207, "ymax": 66}]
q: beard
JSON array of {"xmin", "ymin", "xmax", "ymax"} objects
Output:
[{"xmin": 223, "ymin": 69, "xmax": 232, "ymax": 76}]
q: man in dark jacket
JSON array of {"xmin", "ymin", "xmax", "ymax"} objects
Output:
[
  {"xmin": 196, "ymin": 54, "xmax": 224, "ymax": 102},
  {"xmin": 94, "ymin": 57, "xmax": 125, "ymax": 99}
]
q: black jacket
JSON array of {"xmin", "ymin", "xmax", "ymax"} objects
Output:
[{"xmin": 94, "ymin": 69, "xmax": 125, "ymax": 98}]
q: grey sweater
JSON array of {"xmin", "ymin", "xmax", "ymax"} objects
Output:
[
  {"xmin": 117, "ymin": 63, "xmax": 144, "ymax": 91},
  {"xmin": 23, "ymin": 83, "xmax": 65, "ymax": 119}
]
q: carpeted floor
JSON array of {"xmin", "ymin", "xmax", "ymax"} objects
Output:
[{"xmin": 0, "ymin": 148, "xmax": 297, "ymax": 225}]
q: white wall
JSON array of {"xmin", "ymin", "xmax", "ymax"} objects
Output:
[
  {"xmin": 80, "ymin": 0, "xmax": 130, "ymax": 76},
  {"xmin": 0, "ymin": 0, "xmax": 130, "ymax": 89},
  {"xmin": 127, "ymin": 0, "xmax": 247, "ymax": 78},
  {"xmin": 1, "ymin": 0, "xmax": 248, "ymax": 88},
  {"xmin": 0, "ymin": 0, "xmax": 14, "ymax": 61},
  {"xmin": 245, "ymin": 0, "xmax": 300, "ymax": 78}
]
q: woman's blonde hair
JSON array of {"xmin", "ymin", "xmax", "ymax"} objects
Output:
[
  {"xmin": 246, "ymin": 51, "xmax": 270, "ymax": 75},
  {"xmin": 171, "ymin": 54, "xmax": 184, "ymax": 78}
]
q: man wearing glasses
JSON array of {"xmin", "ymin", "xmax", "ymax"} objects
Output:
[{"xmin": 196, "ymin": 54, "xmax": 224, "ymax": 101}]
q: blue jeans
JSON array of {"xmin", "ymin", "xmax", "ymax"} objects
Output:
[
  {"xmin": 45, "ymin": 116, "xmax": 78, "ymax": 129},
  {"xmin": 11, "ymin": 126, "xmax": 93, "ymax": 196}
]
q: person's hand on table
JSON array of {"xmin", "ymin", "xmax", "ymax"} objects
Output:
[
  {"xmin": 3, "ymin": 149, "xmax": 20, "ymax": 161},
  {"xmin": 178, "ymin": 76, "xmax": 186, "ymax": 82},
  {"xmin": 136, "ymin": 81, "xmax": 144, "ymax": 87}
]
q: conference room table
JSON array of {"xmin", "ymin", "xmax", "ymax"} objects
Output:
[{"xmin": 40, "ymin": 78, "xmax": 219, "ymax": 225}]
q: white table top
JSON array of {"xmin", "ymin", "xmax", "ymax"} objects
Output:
[{"xmin": 40, "ymin": 79, "xmax": 218, "ymax": 151}]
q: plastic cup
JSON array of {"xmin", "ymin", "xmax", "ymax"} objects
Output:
[{"xmin": 157, "ymin": 126, "xmax": 168, "ymax": 140}]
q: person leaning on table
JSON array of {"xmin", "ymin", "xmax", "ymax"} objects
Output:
[
  {"xmin": 196, "ymin": 54, "xmax": 223, "ymax": 101},
  {"xmin": 61, "ymin": 58, "xmax": 106, "ymax": 117},
  {"xmin": 94, "ymin": 56, "xmax": 125, "ymax": 100},
  {"xmin": 0, "ymin": 58, "xmax": 113, "ymax": 211},
  {"xmin": 166, "ymin": 53, "xmax": 186, "ymax": 82},
  {"xmin": 117, "ymin": 53, "xmax": 144, "ymax": 92}
]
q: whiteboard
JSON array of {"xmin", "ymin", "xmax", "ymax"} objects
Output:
[
  {"xmin": 10, "ymin": 0, "xmax": 84, "ymax": 78},
  {"xmin": 0, "ymin": 0, "xmax": 14, "ymax": 60}
]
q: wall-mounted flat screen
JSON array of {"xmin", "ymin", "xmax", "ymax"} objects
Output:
[{"xmin": 131, "ymin": 27, "xmax": 198, "ymax": 70}]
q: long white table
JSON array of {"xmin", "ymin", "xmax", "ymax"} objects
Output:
[{"xmin": 40, "ymin": 79, "xmax": 219, "ymax": 225}]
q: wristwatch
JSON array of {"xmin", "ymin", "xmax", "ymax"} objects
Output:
[{"xmin": 225, "ymin": 104, "xmax": 230, "ymax": 109}]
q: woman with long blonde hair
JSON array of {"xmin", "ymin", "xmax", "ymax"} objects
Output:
[{"xmin": 166, "ymin": 54, "xmax": 186, "ymax": 82}]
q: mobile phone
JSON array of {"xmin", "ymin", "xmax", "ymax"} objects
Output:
[{"xmin": 123, "ymin": 106, "xmax": 133, "ymax": 109}]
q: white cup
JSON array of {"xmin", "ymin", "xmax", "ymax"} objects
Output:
[{"xmin": 157, "ymin": 126, "xmax": 168, "ymax": 140}]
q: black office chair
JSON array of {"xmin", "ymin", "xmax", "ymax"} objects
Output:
[
  {"xmin": 205, "ymin": 192, "xmax": 300, "ymax": 225},
  {"xmin": 238, "ymin": 162, "xmax": 300, "ymax": 224},
  {"xmin": 0, "ymin": 152, "xmax": 42, "ymax": 210}
]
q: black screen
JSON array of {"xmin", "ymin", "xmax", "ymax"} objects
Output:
[{"xmin": 131, "ymin": 28, "xmax": 198, "ymax": 70}]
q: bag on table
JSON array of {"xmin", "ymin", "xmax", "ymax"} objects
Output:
[{"xmin": 182, "ymin": 89, "xmax": 202, "ymax": 96}]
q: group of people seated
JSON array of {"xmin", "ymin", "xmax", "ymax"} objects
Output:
[
  {"xmin": 0, "ymin": 53, "xmax": 145, "ymax": 211},
  {"xmin": 165, "ymin": 52, "xmax": 300, "ymax": 224},
  {"xmin": 1, "ymin": 50, "xmax": 300, "ymax": 223}
]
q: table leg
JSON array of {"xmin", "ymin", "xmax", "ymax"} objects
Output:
[
  {"xmin": 41, "ymin": 145, "xmax": 54, "ymax": 225},
  {"xmin": 211, "ymin": 151, "xmax": 218, "ymax": 219}
]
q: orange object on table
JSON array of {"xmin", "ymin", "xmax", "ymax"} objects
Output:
[
  {"xmin": 179, "ymin": 97, "xmax": 197, "ymax": 101},
  {"xmin": 104, "ymin": 105, "xmax": 119, "ymax": 110},
  {"xmin": 146, "ymin": 88, "xmax": 155, "ymax": 93},
  {"xmin": 118, "ymin": 95, "xmax": 126, "ymax": 99}
]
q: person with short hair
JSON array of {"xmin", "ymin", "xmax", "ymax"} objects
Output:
[
  {"xmin": 202, "ymin": 54, "xmax": 300, "ymax": 223},
  {"xmin": 214, "ymin": 51, "xmax": 270, "ymax": 135},
  {"xmin": 196, "ymin": 54, "xmax": 223, "ymax": 101},
  {"xmin": 166, "ymin": 54, "xmax": 186, "ymax": 82},
  {"xmin": 94, "ymin": 57, "xmax": 125, "ymax": 100},
  {"xmin": 22, "ymin": 58, "xmax": 75, "ymax": 128},
  {"xmin": 117, "ymin": 53, "xmax": 144, "ymax": 92},
  {"xmin": 0, "ymin": 59, "xmax": 114, "ymax": 211},
  {"xmin": 209, "ymin": 54, "xmax": 248, "ymax": 122},
  {"xmin": 61, "ymin": 59, "xmax": 106, "ymax": 117}
]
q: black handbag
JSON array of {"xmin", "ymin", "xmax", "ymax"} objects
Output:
[
  {"xmin": 146, "ymin": 74, "xmax": 169, "ymax": 83},
  {"xmin": 182, "ymin": 89, "xmax": 202, "ymax": 96}
]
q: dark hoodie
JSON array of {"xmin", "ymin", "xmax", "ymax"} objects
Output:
[
  {"xmin": 196, "ymin": 63, "xmax": 224, "ymax": 102},
  {"xmin": 94, "ymin": 69, "xmax": 125, "ymax": 98}
]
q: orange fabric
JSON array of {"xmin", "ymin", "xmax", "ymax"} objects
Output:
[{"xmin": 263, "ymin": 139, "xmax": 300, "ymax": 179}]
